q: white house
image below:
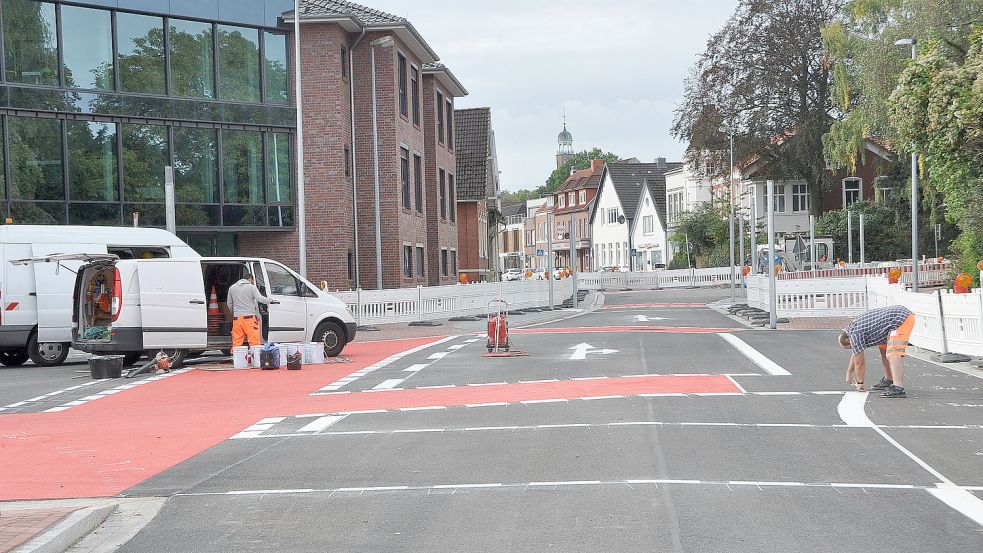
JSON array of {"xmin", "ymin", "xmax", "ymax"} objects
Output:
[
  {"xmin": 631, "ymin": 180, "xmax": 670, "ymax": 269},
  {"xmin": 590, "ymin": 160, "xmax": 680, "ymax": 271},
  {"xmin": 664, "ymin": 163, "xmax": 715, "ymax": 228}
]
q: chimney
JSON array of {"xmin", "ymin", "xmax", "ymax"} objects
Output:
[
  {"xmin": 656, "ymin": 157, "xmax": 667, "ymax": 169},
  {"xmin": 591, "ymin": 159, "xmax": 604, "ymax": 172}
]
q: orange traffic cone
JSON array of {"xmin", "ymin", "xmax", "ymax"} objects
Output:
[{"xmin": 207, "ymin": 286, "xmax": 221, "ymax": 333}]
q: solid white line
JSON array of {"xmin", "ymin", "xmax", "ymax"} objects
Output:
[
  {"xmin": 432, "ymin": 483, "xmax": 502, "ymax": 489},
  {"xmin": 297, "ymin": 415, "xmax": 348, "ymax": 433},
  {"xmin": 725, "ymin": 375, "xmax": 748, "ymax": 394},
  {"xmin": 754, "ymin": 391, "xmax": 801, "ymax": 396},
  {"xmin": 373, "ymin": 379, "xmax": 406, "ymax": 390},
  {"xmin": 465, "ymin": 402, "xmax": 509, "ymax": 408},
  {"xmin": 639, "ymin": 393, "xmax": 688, "ymax": 398},
  {"xmin": 928, "ymin": 486, "xmax": 983, "ymax": 526},
  {"xmin": 837, "ymin": 392, "xmax": 874, "ymax": 428},
  {"xmin": 581, "ymin": 395, "xmax": 624, "ymax": 401},
  {"xmin": 813, "ymin": 391, "xmax": 847, "ymax": 395},
  {"xmin": 520, "ymin": 399, "xmax": 567, "ymax": 404},
  {"xmin": 226, "ymin": 489, "xmax": 315, "ymax": 495},
  {"xmin": 399, "ymin": 406, "xmax": 446, "ymax": 412},
  {"xmin": 718, "ymin": 333, "xmax": 791, "ymax": 375}
]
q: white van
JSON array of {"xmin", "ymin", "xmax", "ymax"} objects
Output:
[
  {"xmin": 1, "ymin": 225, "xmax": 199, "ymax": 367},
  {"xmin": 68, "ymin": 256, "xmax": 356, "ymax": 367}
]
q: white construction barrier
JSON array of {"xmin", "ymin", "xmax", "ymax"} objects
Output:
[
  {"xmin": 336, "ymin": 279, "xmax": 575, "ymax": 327},
  {"xmin": 577, "ymin": 267, "xmax": 735, "ymax": 290}
]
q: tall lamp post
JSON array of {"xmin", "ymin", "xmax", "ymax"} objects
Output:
[
  {"xmin": 719, "ymin": 127, "xmax": 736, "ymax": 302},
  {"xmin": 896, "ymin": 38, "xmax": 920, "ymax": 291},
  {"xmin": 293, "ymin": 0, "xmax": 307, "ymax": 277}
]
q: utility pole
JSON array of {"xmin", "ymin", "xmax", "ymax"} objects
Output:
[
  {"xmin": 750, "ymin": 202, "xmax": 758, "ymax": 274},
  {"xmin": 570, "ymin": 213, "xmax": 578, "ymax": 308},
  {"xmin": 767, "ymin": 180, "xmax": 777, "ymax": 329},
  {"xmin": 294, "ymin": 0, "xmax": 307, "ymax": 277},
  {"xmin": 897, "ymin": 38, "xmax": 920, "ymax": 291},
  {"xmin": 809, "ymin": 215, "xmax": 817, "ymax": 278},
  {"xmin": 847, "ymin": 210, "xmax": 853, "ymax": 264},
  {"xmin": 547, "ymin": 212, "xmax": 554, "ymax": 309},
  {"xmin": 859, "ymin": 213, "xmax": 866, "ymax": 267}
]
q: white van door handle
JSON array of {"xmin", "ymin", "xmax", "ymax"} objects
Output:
[{"xmin": 189, "ymin": 300, "xmax": 206, "ymax": 305}]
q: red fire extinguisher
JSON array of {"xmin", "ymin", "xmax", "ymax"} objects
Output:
[{"xmin": 486, "ymin": 300, "xmax": 509, "ymax": 352}]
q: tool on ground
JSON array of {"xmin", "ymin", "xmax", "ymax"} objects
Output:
[
  {"xmin": 126, "ymin": 351, "xmax": 171, "ymax": 378},
  {"xmin": 482, "ymin": 299, "xmax": 528, "ymax": 358}
]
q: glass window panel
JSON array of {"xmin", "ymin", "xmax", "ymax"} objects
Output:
[
  {"xmin": 61, "ymin": 5, "xmax": 114, "ymax": 90},
  {"xmin": 173, "ymin": 127, "xmax": 218, "ymax": 203},
  {"xmin": 124, "ymin": 203, "xmax": 165, "ymax": 227},
  {"xmin": 68, "ymin": 121, "xmax": 118, "ymax": 201},
  {"xmin": 268, "ymin": 205, "xmax": 293, "ymax": 227},
  {"xmin": 69, "ymin": 202, "xmax": 119, "ymax": 225},
  {"xmin": 218, "ymin": 25, "xmax": 260, "ymax": 102},
  {"xmin": 176, "ymin": 204, "xmax": 220, "ymax": 226},
  {"xmin": 3, "ymin": 0, "xmax": 58, "ymax": 86},
  {"xmin": 266, "ymin": 132, "xmax": 290, "ymax": 203},
  {"xmin": 117, "ymin": 13, "xmax": 166, "ymax": 95},
  {"xmin": 263, "ymin": 32, "xmax": 288, "ymax": 104},
  {"xmin": 8, "ymin": 116, "xmax": 63, "ymax": 200},
  {"xmin": 169, "ymin": 19, "xmax": 215, "ymax": 99},
  {"xmin": 222, "ymin": 205, "xmax": 265, "ymax": 226},
  {"xmin": 122, "ymin": 124, "xmax": 168, "ymax": 202},
  {"xmin": 10, "ymin": 201, "xmax": 64, "ymax": 224},
  {"xmin": 223, "ymin": 130, "xmax": 263, "ymax": 204}
]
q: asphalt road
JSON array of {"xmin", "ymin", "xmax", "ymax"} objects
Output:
[{"xmin": 7, "ymin": 287, "xmax": 983, "ymax": 551}]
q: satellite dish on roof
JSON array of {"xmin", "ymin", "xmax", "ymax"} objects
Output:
[{"xmin": 618, "ymin": 215, "xmax": 626, "ymax": 225}]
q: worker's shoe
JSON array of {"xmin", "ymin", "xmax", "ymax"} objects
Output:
[
  {"xmin": 871, "ymin": 377, "xmax": 893, "ymax": 390},
  {"xmin": 880, "ymin": 385, "xmax": 906, "ymax": 398}
]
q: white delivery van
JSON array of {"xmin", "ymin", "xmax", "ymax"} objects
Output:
[
  {"xmin": 68, "ymin": 256, "xmax": 356, "ymax": 367},
  {"xmin": 1, "ymin": 225, "xmax": 199, "ymax": 367}
]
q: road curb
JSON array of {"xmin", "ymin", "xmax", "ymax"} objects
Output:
[{"xmin": 13, "ymin": 504, "xmax": 115, "ymax": 553}]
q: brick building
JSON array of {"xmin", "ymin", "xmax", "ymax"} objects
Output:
[
  {"xmin": 237, "ymin": 1, "xmax": 467, "ymax": 290},
  {"xmin": 550, "ymin": 160, "xmax": 604, "ymax": 271},
  {"xmin": 454, "ymin": 107, "xmax": 501, "ymax": 282}
]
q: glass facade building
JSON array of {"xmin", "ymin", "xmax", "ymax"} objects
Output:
[{"xmin": 0, "ymin": 0, "xmax": 295, "ymax": 249}]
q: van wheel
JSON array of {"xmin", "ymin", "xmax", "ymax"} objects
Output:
[
  {"xmin": 27, "ymin": 335, "xmax": 70, "ymax": 367},
  {"xmin": 313, "ymin": 321, "xmax": 345, "ymax": 358},
  {"xmin": 122, "ymin": 352, "xmax": 144, "ymax": 366},
  {"xmin": 0, "ymin": 349, "xmax": 30, "ymax": 366},
  {"xmin": 147, "ymin": 349, "xmax": 188, "ymax": 369}
]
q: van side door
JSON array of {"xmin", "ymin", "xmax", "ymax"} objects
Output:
[
  {"xmin": 136, "ymin": 260, "xmax": 208, "ymax": 349},
  {"xmin": 30, "ymin": 243, "xmax": 108, "ymax": 343},
  {"xmin": 262, "ymin": 261, "xmax": 312, "ymax": 343}
]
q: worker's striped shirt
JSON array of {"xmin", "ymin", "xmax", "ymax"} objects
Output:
[{"xmin": 843, "ymin": 306, "xmax": 913, "ymax": 355}]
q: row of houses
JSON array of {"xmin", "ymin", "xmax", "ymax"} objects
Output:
[{"xmin": 498, "ymin": 135, "xmax": 893, "ymax": 273}]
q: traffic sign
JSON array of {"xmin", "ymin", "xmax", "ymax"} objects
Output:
[
  {"xmin": 792, "ymin": 235, "xmax": 806, "ymax": 254},
  {"xmin": 684, "ymin": 242, "xmax": 694, "ymax": 254},
  {"xmin": 537, "ymin": 249, "xmax": 545, "ymax": 256}
]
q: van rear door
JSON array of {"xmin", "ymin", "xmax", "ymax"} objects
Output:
[
  {"xmin": 30, "ymin": 243, "xmax": 109, "ymax": 342},
  {"xmin": 136, "ymin": 260, "xmax": 207, "ymax": 349}
]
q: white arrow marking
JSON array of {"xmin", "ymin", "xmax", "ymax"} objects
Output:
[
  {"xmin": 569, "ymin": 343, "xmax": 619, "ymax": 360},
  {"xmin": 633, "ymin": 315, "xmax": 668, "ymax": 322}
]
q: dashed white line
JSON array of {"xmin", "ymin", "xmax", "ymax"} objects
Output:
[
  {"xmin": 297, "ymin": 415, "xmax": 348, "ymax": 433},
  {"xmin": 373, "ymin": 379, "xmax": 407, "ymax": 390}
]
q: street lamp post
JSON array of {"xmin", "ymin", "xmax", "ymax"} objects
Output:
[
  {"xmin": 896, "ymin": 38, "xmax": 920, "ymax": 291},
  {"xmin": 293, "ymin": 0, "xmax": 307, "ymax": 277},
  {"xmin": 720, "ymin": 127, "xmax": 736, "ymax": 302}
]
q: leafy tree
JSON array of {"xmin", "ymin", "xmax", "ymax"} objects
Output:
[
  {"xmin": 499, "ymin": 189, "xmax": 538, "ymax": 205},
  {"xmin": 672, "ymin": 0, "xmax": 843, "ymax": 216},
  {"xmin": 668, "ymin": 203, "xmax": 729, "ymax": 268},
  {"xmin": 542, "ymin": 148, "xmax": 619, "ymax": 195}
]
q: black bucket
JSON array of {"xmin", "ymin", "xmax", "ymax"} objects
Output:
[{"xmin": 89, "ymin": 355, "xmax": 124, "ymax": 379}]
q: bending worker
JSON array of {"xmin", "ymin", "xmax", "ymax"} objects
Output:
[
  {"xmin": 228, "ymin": 273, "xmax": 273, "ymax": 347},
  {"xmin": 838, "ymin": 305, "xmax": 915, "ymax": 398}
]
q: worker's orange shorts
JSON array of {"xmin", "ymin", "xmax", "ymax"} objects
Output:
[
  {"xmin": 879, "ymin": 314, "xmax": 916, "ymax": 359},
  {"xmin": 232, "ymin": 316, "xmax": 262, "ymax": 347}
]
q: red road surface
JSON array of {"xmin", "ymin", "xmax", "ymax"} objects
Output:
[{"xmin": 0, "ymin": 337, "xmax": 740, "ymax": 501}]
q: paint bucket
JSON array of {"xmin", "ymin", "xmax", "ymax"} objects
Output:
[
  {"xmin": 232, "ymin": 347, "xmax": 250, "ymax": 369},
  {"xmin": 249, "ymin": 346, "xmax": 265, "ymax": 368},
  {"xmin": 284, "ymin": 343, "xmax": 304, "ymax": 360}
]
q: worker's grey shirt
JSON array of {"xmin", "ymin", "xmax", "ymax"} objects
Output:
[{"xmin": 227, "ymin": 279, "xmax": 272, "ymax": 318}]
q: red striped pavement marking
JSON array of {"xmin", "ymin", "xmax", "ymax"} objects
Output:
[
  {"xmin": 0, "ymin": 337, "xmax": 739, "ymax": 501},
  {"xmin": 512, "ymin": 326, "xmax": 742, "ymax": 335},
  {"xmin": 602, "ymin": 303, "xmax": 707, "ymax": 309}
]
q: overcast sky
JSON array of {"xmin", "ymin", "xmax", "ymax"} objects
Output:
[{"xmin": 364, "ymin": 0, "xmax": 738, "ymax": 191}]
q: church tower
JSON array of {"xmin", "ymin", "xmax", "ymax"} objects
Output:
[{"xmin": 556, "ymin": 111, "xmax": 574, "ymax": 169}]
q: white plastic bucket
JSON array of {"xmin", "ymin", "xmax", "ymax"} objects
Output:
[
  {"xmin": 284, "ymin": 343, "xmax": 304, "ymax": 359},
  {"xmin": 232, "ymin": 347, "xmax": 250, "ymax": 369},
  {"xmin": 304, "ymin": 342, "xmax": 325, "ymax": 364},
  {"xmin": 249, "ymin": 346, "xmax": 264, "ymax": 368}
]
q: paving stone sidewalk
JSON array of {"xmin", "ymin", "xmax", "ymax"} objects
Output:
[{"xmin": 0, "ymin": 507, "xmax": 80, "ymax": 553}]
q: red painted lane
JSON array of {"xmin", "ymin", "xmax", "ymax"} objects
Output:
[
  {"xmin": 512, "ymin": 326, "xmax": 742, "ymax": 335},
  {"xmin": 0, "ymin": 336, "xmax": 442, "ymax": 502},
  {"xmin": 0, "ymin": 336, "xmax": 740, "ymax": 501},
  {"xmin": 602, "ymin": 303, "xmax": 707, "ymax": 309}
]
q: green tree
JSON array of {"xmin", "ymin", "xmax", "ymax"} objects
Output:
[
  {"xmin": 542, "ymin": 148, "xmax": 619, "ymax": 195},
  {"xmin": 668, "ymin": 203, "xmax": 729, "ymax": 269},
  {"xmin": 672, "ymin": 0, "xmax": 843, "ymax": 216}
]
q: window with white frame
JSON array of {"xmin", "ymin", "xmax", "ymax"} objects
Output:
[
  {"xmin": 579, "ymin": 190, "xmax": 586, "ymax": 204},
  {"xmin": 843, "ymin": 177, "xmax": 862, "ymax": 207},
  {"xmin": 546, "ymin": 196, "xmax": 554, "ymax": 207},
  {"xmin": 792, "ymin": 184, "xmax": 809, "ymax": 212},
  {"xmin": 568, "ymin": 192, "xmax": 575, "ymax": 206},
  {"xmin": 607, "ymin": 208, "xmax": 619, "ymax": 225},
  {"xmin": 642, "ymin": 215, "xmax": 654, "ymax": 235},
  {"xmin": 558, "ymin": 195, "xmax": 565, "ymax": 208},
  {"xmin": 774, "ymin": 184, "xmax": 786, "ymax": 213},
  {"xmin": 525, "ymin": 230, "xmax": 533, "ymax": 247},
  {"xmin": 878, "ymin": 186, "xmax": 892, "ymax": 204}
]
